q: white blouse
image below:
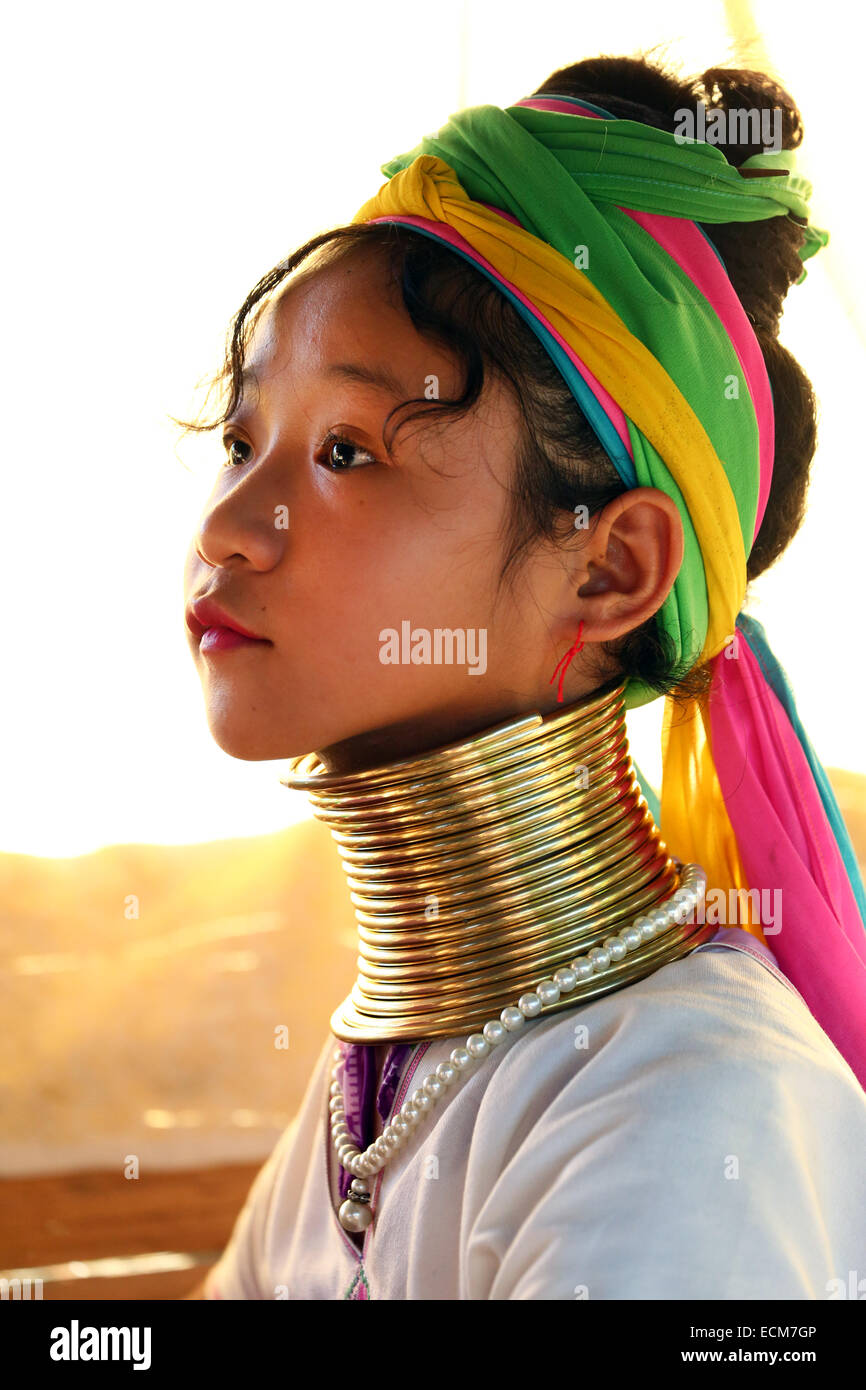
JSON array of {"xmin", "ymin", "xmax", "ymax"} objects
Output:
[{"xmin": 203, "ymin": 928, "xmax": 866, "ymax": 1299}]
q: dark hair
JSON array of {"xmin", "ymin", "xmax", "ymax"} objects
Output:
[{"xmin": 173, "ymin": 50, "xmax": 819, "ymax": 703}]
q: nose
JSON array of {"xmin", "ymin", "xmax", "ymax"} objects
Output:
[{"xmin": 192, "ymin": 470, "xmax": 286, "ymax": 573}]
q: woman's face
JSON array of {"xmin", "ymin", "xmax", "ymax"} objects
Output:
[{"xmin": 183, "ymin": 245, "xmax": 607, "ymax": 772}]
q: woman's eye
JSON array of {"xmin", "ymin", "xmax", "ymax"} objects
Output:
[
  {"xmin": 317, "ymin": 431, "xmax": 378, "ymax": 472},
  {"xmin": 221, "ymin": 434, "xmax": 251, "ymax": 467},
  {"xmin": 220, "ymin": 429, "xmax": 378, "ymax": 471}
]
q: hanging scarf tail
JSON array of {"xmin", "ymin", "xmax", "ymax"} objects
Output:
[{"xmin": 661, "ymin": 612, "xmax": 866, "ymax": 1089}]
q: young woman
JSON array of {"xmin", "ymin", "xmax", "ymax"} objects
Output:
[{"xmin": 179, "ymin": 53, "xmax": 866, "ymax": 1300}]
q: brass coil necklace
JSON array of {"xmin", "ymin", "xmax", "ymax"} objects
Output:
[{"xmin": 281, "ymin": 679, "xmax": 716, "ymax": 1043}]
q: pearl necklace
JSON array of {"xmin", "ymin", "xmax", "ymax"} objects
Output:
[{"xmin": 330, "ymin": 861, "xmax": 707, "ymax": 1233}]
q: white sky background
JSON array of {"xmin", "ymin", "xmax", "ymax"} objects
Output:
[{"xmin": 2, "ymin": 1, "xmax": 864, "ymax": 856}]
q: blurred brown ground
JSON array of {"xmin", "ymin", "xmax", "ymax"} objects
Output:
[
  {"xmin": 0, "ymin": 770, "xmax": 863, "ymax": 1299},
  {"xmin": 0, "ymin": 1166, "xmax": 257, "ymax": 1298}
]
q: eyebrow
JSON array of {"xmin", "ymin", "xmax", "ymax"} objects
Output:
[
  {"xmin": 236, "ymin": 360, "xmax": 411, "ymax": 405},
  {"xmin": 323, "ymin": 360, "xmax": 410, "ymax": 398}
]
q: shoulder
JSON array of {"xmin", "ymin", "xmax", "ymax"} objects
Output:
[
  {"xmin": 482, "ymin": 938, "xmax": 862, "ymax": 1120},
  {"xmin": 202, "ymin": 1034, "xmax": 336, "ymax": 1299},
  {"xmin": 463, "ymin": 944, "xmax": 866, "ymax": 1298}
]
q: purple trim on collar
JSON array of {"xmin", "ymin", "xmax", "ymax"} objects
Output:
[{"xmin": 336, "ymin": 1043, "xmax": 414, "ymax": 1200}]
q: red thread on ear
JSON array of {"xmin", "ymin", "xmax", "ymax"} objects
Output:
[{"xmin": 549, "ymin": 620, "xmax": 585, "ymax": 704}]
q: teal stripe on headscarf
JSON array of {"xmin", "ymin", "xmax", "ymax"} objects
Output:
[{"xmin": 382, "ymin": 221, "xmax": 639, "ymax": 486}]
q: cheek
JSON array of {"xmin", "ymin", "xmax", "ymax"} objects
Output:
[{"xmin": 295, "ymin": 470, "xmax": 504, "ymax": 627}]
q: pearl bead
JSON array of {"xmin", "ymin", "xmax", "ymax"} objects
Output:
[
  {"xmin": 338, "ymin": 1198, "xmax": 373, "ymax": 1232},
  {"xmin": 553, "ymin": 966, "xmax": 577, "ymax": 992},
  {"xmin": 536, "ymin": 980, "xmax": 561, "ymax": 1005},
  {"xmin": 517, "ymin": 993, "xmax": 542, "ymax": 1017},
  {"xmin": 423, "ymin": 1075, "xmax": 444, "ymax": 1098},
  {"xmin": 349, "ymin": 1178, "xmax": 370, "ymax": 1195},
  {"xmin": 450, "ymin": 1047, "xmax": 471, "ymax": 1069},
  {"xmin": 391, "ymin": 1116, "xmax": 410, "ymax": 1136},
  {"xmin": 329, "ymin": 1081, "xmax": 342, "ymax": 1098},
  {"xmin": 500, "ymin": 1006, "xmax": 525, "ymax": 1031},
  {"xmin": 587, "ymin": 946, "xmax": 611, "ymax": 972},
  {"xmin": 410, "ymin": 1089, "xmax": 431, "ymax": 1111},
  {"xmin": 620, "ymin": 925, "xmax": 643, "ymax": 950},
  {"xmin": 572, "ymin": 958, "xmax": 594, "ymax": 980},
  {"xmin": 402, "ymin": 1102, "xmax": 419, "ymax": 1125},
  {"xmin": 467, "ymin": 1033, "xmax": 490, "ymax": 1057},
  {"xmin": 482, "ymin": 1020, "xmax": 506, "ymax": 1046},
  {"xmin": 649, "ymin": 908, "xmax": 668, "ymax": 930},
  {"xmin": 436, "ymin": 1061, "xmax": 457, "ymax": 1085},
  {"xmin": 383, "ymin": 1125, "xmax": 402, "ymax": 1145},
  {"xmin": 603, "ymin": 936, "xmax": 627, "ymax": 961},
  {"xmin": 634, "ymin": 914, "xmax": 655, "ymax": 940},
  {"xmin": 331, "ymin": 1122, "xmax": 350, "ymax": 1141},
  {"xmin": 337, "ymin": 1144, "xmax": 357, "ymax": 1165},
  {"xmin": 329, "ymin": 1095, "xmax": 345, "ymax": 1114}
]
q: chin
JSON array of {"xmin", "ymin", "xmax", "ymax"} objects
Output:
[
  {"xmin": 203, "ymin": 717, "xmax": 297, "ymax": 763},
  {"xmin": 204, "ymin": 704, "xmax": 340, "ymax": 763}
]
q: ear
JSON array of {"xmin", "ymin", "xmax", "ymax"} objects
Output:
[{"xmin": 570, "ymin": 487, "xmax": 684, "ymax": 642}]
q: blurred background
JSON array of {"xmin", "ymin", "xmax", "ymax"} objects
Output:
[{"xmin": 1, "ymin": 0, "xmax": 864, "ymax": 1297}]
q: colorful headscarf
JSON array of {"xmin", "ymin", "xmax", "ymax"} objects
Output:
[{"xmin": 349, "ymin": 94, "xmax": 866, "ymax": 1089}]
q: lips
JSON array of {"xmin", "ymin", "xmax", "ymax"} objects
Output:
[{"xmin": 186, "ymin": 596, "xmax": 270, "ymax": 643}]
